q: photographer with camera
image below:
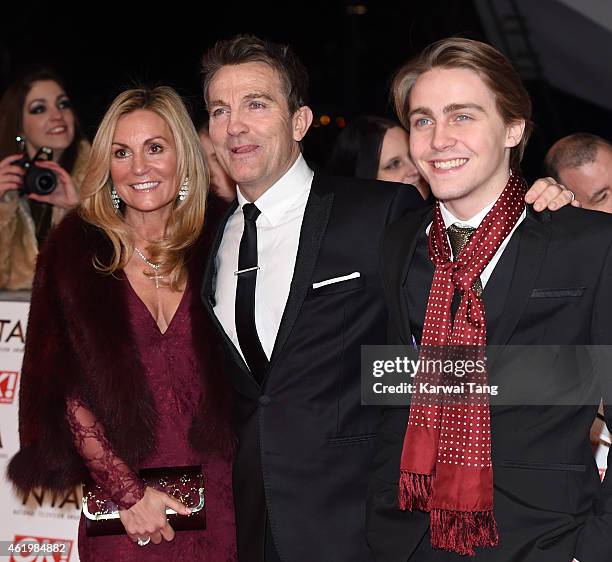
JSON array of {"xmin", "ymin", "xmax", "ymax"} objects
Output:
[{"xmin": 0, "ymin": 68, "xmax": 90, "ymax": 289}]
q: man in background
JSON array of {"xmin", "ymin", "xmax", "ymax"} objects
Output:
[{"xmin": 546, "ymin": 133, "xmax": 612, "ymax": 213}]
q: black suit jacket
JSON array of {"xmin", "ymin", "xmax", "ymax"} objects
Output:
[
  {"xmin": 367, "ymin": 205, "xmax": 612, "ymax": 561},
  {"xmin": 201, "ymin": 171, "xmax": 425, "ymax": 562}
]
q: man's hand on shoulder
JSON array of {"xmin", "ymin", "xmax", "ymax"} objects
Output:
[{"xmin": 525, "ymin": 177, "xmax": 581, "ymax": 211}]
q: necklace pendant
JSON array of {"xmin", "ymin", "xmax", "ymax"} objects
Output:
[{"xmin": 134, "ymin": 247, "xmax": 164, "ymax": 288}]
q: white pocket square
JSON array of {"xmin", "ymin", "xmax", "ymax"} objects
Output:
[{"xmin": 312, "ymin": 272, "xmax": 360, "ymax": 289}]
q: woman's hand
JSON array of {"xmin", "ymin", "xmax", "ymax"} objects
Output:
[
  {"xmin": 0, "ymin": 154, "xmax": 26, "ymax": 195},
  {"xmin": 119, "ymin": 486, "xmax": 192, "ymax": 546},
  {"xmin": 27, "ymin": 160, "xmax": 79, "ymax": 209}
]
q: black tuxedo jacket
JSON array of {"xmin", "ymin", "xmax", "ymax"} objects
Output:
[
  {"xmin": 201, "ymin": 172, "xmax": 424, "ymax": 562},
  {"xmin": 367, "ymin": 205, "xmax": 612, "ymax": 561}
]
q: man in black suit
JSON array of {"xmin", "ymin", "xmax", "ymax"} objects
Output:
[
  {"xmin": 367, "ymin": 37, "xmax": 612, "ymax": 562},
  {"xmin": 199, "ymin": 35, "xmax": 576, "ymax": 562}
]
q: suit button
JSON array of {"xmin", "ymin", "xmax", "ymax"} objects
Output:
[{"xmin": 259, "ymin": 395, "xmax": 271, "ymax": 406}]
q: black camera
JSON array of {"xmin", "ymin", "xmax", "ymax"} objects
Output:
[{"xmin": 15, "ymin": 136, "xmax": 57, "ymax": 196}]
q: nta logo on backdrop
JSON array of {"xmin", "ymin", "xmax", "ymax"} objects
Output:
[{"xmin": 0, "ymin": 319, "xmax": 25, "ymax": 344}]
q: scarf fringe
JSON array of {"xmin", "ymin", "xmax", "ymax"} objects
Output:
[
  {"xmin": 430, "ymin": 508, "xmax": 499, "ymax": 556},
  {"xmin": 398, "ymin": 471, "xmax": 432, "ymax": 511}
]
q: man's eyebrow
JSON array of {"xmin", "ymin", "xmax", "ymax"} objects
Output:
[
  {"xmin": 207, "ymin": 92, "xmax": 275, "ymax": 109},
  {"xmin": 408, "ymin": 106, "xmax": 433, "ymax": 120},
  {"xmin": 407, "ymin": 103, "xmax": 486, "ymax": 120},
  {"xmin": 244, "ymin": 92, "xmax": 275, "ymax": 103},
  {"xmin": 444, "ymin": 103, "xmax": 486, "ymax": 114}
]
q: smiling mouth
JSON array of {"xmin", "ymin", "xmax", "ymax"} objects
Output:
[
  {"xmin": 47, "ymin": 126, "xmax": 67, "ymax": 135},
  {"xmin": 130, "ymin": 181, "xmax": 160, "ymax": 191},
  {"xmin": 431, "ymin": 158, "xmax": 469, "ymax": 170}
]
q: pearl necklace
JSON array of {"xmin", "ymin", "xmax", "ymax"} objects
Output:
[{"xmin": 134, "ymin": 247, "xmax": 164, "ymax": 288}]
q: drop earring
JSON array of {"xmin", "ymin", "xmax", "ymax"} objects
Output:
[
  {"xmin": 178, "ymin": 177, "xmax": 189, "ymax": 202},
  {"xmin": 111, "ymin": 186, "xmax": 121, "ymax": 211}
]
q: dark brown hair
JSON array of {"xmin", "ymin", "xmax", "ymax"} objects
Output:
[
  {"xmin": 392, "ymin": 37, "xmax": 533, "ymax": 170},
  {"xmin": 327, "ymin": 115, "xmax": 400, "ymax": 179},
  {"xmin": 201, "ymin": 34, "xmax": 309, "ymax": 115}
]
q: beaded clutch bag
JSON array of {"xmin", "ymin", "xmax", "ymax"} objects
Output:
[{"xmin": 82, "ymin": 465, "xmax": 205, "ymax": 536}]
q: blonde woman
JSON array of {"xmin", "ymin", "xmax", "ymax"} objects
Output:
[{"xmin": 8, "ymin": 87, "xmax": 236, "ymax": 561}]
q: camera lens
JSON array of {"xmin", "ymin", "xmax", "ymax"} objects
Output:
[
  {"xmin": 15, "ymin": 145, "xmax": 57, "ymax": 196},
  {"xmin": 24, "ymin": 168, "xmax": 57, "ymax": 195},
  {"xmin": 36, "ymin": 172, "xmax": 56, "ymax": 195}
]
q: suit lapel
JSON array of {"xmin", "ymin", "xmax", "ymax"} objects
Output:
[
  {"xmin": 392, "ymin": 207, "xmax": 434, "ymax": 344},
  {"xmin": 268, "ymin": 173, "xmax": 334, "ymax": 368},
  {"xmin": 201, "ymin": 200, "xmax": 238, "ymax": 310},
  {"xmin": 481, "ymin": 226, "xmax": 521, "ymax": 342},
  {"xmin": 488, "ymin": 208, "xmax": 551, "ymax": 346}
]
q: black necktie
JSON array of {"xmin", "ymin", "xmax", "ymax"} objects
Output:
[{"xmin": 235, "ymin": 203, "xmax": 269, "ymax": 384}]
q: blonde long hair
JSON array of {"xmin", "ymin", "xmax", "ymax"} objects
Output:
[{"xmin": 79, "ymin": 87, "xmax": 208, "ymax": 289}]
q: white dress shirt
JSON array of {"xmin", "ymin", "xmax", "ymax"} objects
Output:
[
  {"xmin": 214, "ymin": 155, "xmax": 314, "ymax": 361},
  {"xmin": 427, "ymin": 199, "xmax": 527, "ymax": 288}
]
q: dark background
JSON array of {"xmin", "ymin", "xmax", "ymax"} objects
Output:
[{"xmin": 2, "ymin": 0, "xmax": 611, "ymax": 181}]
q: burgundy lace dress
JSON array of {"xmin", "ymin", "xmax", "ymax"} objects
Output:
[{"xmin": 66, "ymin": 282, "xmax": 237, "ymax": 561}]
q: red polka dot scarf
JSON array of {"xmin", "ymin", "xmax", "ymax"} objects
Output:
[{"xmin": 398, "ymin": 174, "xmax": 526, "ymax": 555}]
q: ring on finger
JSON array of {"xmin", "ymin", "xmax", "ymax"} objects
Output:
[
  {"xmin": 566, "ymin": 190, "xmax": 575, "ymax": 202},
  {"xmin": 137, "ymin": 537, "xmax": 151, "ymax": 547}
]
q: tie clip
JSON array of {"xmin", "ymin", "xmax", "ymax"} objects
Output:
[{"xmin": 234, "ymin": 266, "xmax": 260, "ymax": 275}]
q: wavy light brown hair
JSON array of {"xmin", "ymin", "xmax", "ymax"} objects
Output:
[
  {"xmin": 392, "ymin": 37, "xmax": 533, "ymax": 171},
  {"xmin": 79, "ymin": 87, "xmax": 208, "ymax": 289}
]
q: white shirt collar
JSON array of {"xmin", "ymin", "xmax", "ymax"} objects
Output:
[
  {"xmin": 236, "ymin": 154, "xmax": 313, "ymax": 226},
  {"xmin": 439, "ymin": 199, "xmax": 496, "ymax": 230}
]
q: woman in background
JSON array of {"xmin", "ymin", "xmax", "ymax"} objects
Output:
[
  {"xmin": 0, "ymin": 68, "xmax": 90, "ymax": 289},
  {"xmin": 327, "ymin": 114, "xmax": 430, "ymax": 200}
]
